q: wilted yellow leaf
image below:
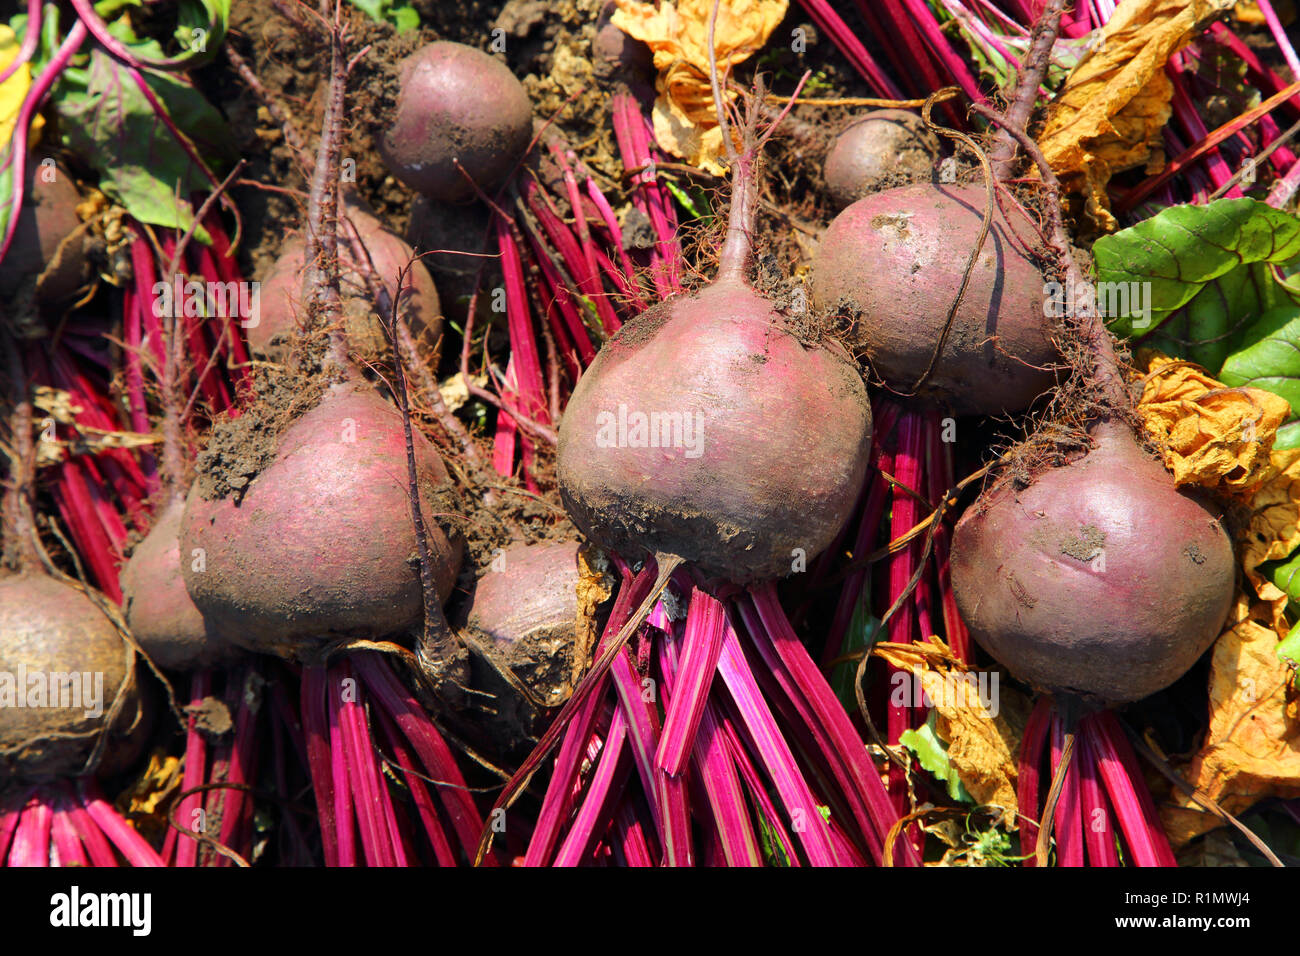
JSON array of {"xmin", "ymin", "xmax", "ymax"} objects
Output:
[
  {"xmin": 873, "ymin": 640, "xmax": 1029, "ymax": 817},
  {"xmin": 0, "ymin": 25, "xmax": 36, "ymax": 147},
  {"xmin": 1038, "ymin": 0, "xmax": 1236, "ymax": 230},
  {"xmin": 1136, "ymin": 352, "xmax": 1291, "ymax": 495},
  {"xmin": 611, "ymin": 0, "xmax": 788, "ymax": 174},
  {"xmin": 571, "ymin": 544, "xmax": 616, "ymax": 694},
  {"xmin": 1162, "ymin": 595, "xmax": 1300, "ymax": 846}
]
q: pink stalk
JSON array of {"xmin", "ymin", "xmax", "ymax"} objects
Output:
[
  {"xmin": 925, "ymin": 410, "xmax": 970, "ymax": 662},
  {"xmin": 798, "ymin": 0, "xmax": 906, "ymax": 98},
  {"xmin": 1168, "ymin": 66, "xmax": 1239, "ymax": 196},
  {"xmin": 1049, "ymin": 715, "xmax": 1084, "ymax": 866},
  {"xmin": 214, "ymin": 669, "xmax": 260, "ymax": 866},
  {"xmin": 326, "ymin": 668, "xmax": 359, "ymax": 867},
  {"xmin": 50, "ymin": 794, "xmax": 90, "ymax": 867},
  {"xmin": 9, "ymin": 796, "xmax": 51, "ymax": 867},
  {"xmin": 522, "ymin": 181, "xmax": 610, "ymax": 337},
  {"xmin": 59, "ymin": 783, "xmax": 118, "ymax": 867},
  {"xmin": 351, "ymin": 652, "xmax": 492, "ymax": 865},
  {"xmin": 720, "ymin": 701, "xmax": 801, "ymax": 866},
  {"xmin": 717, "ymin": 618, "xmax": 840, "ymax": 866},
  {"xmin": 0, "ymin": 20, "xmax": 88, "ymax": 264},
  {"xmin": 493, "ymin": 359, "xmax": 521, "ymax": 479},
  {"xmin": 585, "ymin": 178, "xmax": 648, "ymax": 313},
  {"xmin": 300, "ymin": 665, "xmax": 340, "ymax": 867},
  {"xmin": 1258, "ymin": 1, "xmax": 1300, "ymax": 85},
  {"xmin": 372, "ymin": 706, "xmax": 457, "ymax": 866},
  {"xmin": 656, "ymin": 588, "xmax": 726, "ymax": 775},
  {"xmin": 870, "ymin": 0, "xmax": 968, "ymax": 125},
  {"xmin": 554, "ymin": 710, "xmax": 633, "ymax": 866},
  {"xmin": 523, "ymin": 562, "xmax": 658, "ymax": 864},
  {"xmin": 79, "ymin": 779, "xmax": 164, "ymax": 866},
  {"xmin": 611, "ymin": 92, "xmax": 682, "ymax": 295},
  {"xmin": 495, "ymin": 214, "xmax": 550, "ymax": 422},
  {"xmin": 519, "ymin": 222, "xmax": 597, "ymax": 368},
  {"xmin": 170, "ymin": 669, "xmax": 211, "ymax": 867},
  {"xmin": 747, "ymin": 586, "xmax": 914, "ymax": 865},
  {"xmin": 0, "ymin": 0, "xmax": 40, "ymax": 86},
  {"xmin": 897, "ymin": 0, "xmax": 986, "ymax": 103},
  {"xmin": 0, "ymin": 792, "xmax": 27, "ymax": 861},
  {"xmin": 610, "ymin": 647, "xmax": 694, "ymax": 865},
  {"xmin": 130, "ymin": 237, "xmax": 166, "ymax": 369},
  {"xmin": 336, "ymin": 663, "xmax": 395, "ymax": 866},
  {"xmin": 1018, "ymin": 696, "xmax": 1053, "ymax": 863},
  {"xmin": 886, "ymin": 410, "xmax": 925, "ymax": 806},
  {"xmin": 121, "ymin": 286, "xmax": 157, "ymax": 489},
  {"xmin": 1086, "ymin": 712, "xmax": 1177, "ymax": 867},
  {"xmin": 821, "ymin": 421, "xmax": 896, "ymax": 666},
  {"xmin": 548, "ymin": 147, "xmax": 623, "ymax": 334},
  {"xmin": 1077, "ymin": 723, "xmax": 1120, "ymax": 866},
  {"xmin": 660, "ymin": 624, "xmax": 763, "ymax": 866},
  {"xmin": 611, "ymin": 798, "xmax": 656, "ymax": 866}
]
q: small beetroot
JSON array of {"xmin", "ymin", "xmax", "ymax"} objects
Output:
[
  {"xmin": 823, "ymin": 110, "xmax": 941, "ymax": 208},
  {"xmin": 378, "ymin": 41, "xmax": 533, "ymax": 203}
]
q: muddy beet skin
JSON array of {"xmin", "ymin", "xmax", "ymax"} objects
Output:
[
  {"xmin": 558, "ymin": 282, "xmax": 872, "ymax": 582},
  {"xmin": 811, "ymin": 182, "xmax": 1058, "ymax": 416},
  {"xmin": 0, "ymin": 574, "xmax": 147, "ymax": 782},
  {"xmin": 378, "ymin": 41, "xmax": 533, "ymax": 203},
  {"xmin": 180, "ymin": 385, "xmax": 463, "ymax": 658},
  {"xmin": 823, "ymin": 110, "xmax": 941, "ymax": 208},
  {"xmin": 950, "ymin": 424, "xmax": 1236, "ymax": 704}
]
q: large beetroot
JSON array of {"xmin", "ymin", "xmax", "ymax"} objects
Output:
[
  {"xmin": 951, "ymin": 423, "xmax": 1235, "ymax": 703},
  {"xmin": 180, "ymin": 384, "xmax": 462, "ymax": 658},
  {"xmin": 558, "ymin": 99, "xmax": 871, "ymax": 580},
  {"xmin": 811, "ymin": 182, "xmax": 1057, "ymax": 416}
]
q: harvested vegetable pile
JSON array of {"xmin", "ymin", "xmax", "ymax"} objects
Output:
[{"xmin": 3, "ymin": 0, "xmax": 1300, "ymax": 873}]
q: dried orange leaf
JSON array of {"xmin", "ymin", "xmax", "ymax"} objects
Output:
[
  {"xmin": 873, "ymin": 641, "xmax": 1029, "ymax": 816},
  {"xmin": 611, "ymin": 0, "xmax": 788, "ymax": 174},
  {"xmin": 1162, "ymin": 595, "xmax": 1300, "ymax": 846},
  {"xmin": 1037, "ymin": 0, "xmax": 1236, "ymax": 230},
  {"xmin": 1136, "ymin": 351, "xmax": 1292, "ymax": 494}
]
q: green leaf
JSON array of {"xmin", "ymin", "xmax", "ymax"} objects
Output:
[
  {"xmin": 1095, "ymin": 198, "xmax": 1300, "ymax": 370},
  {"xmin": 1278, "ymin": 622, "xmax": 1300, "ymax": 669},
  {"xmin": 55, "ymin": 48, "xmax": 234, "ymax": 240},
  {"xmin": 344, "ymin": 0, "xmax": 419, "ymax": 30},
  {"xmin": 831, "ymin": 588, "xmax": 880, "ymax": 713},
  {"xmin": 899, "ymin": 713, "xmax": 972, "ymax": 804},
  {"xmin": 1262, "ymin": 550, "xmax": 1300, "ymax": 605},
  {"xmin": 1217, "ymin": 304, "xmax": 1300, "ymax": 442}
]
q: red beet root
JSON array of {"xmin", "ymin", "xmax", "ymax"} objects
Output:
[
  {"xmin": 951, "ymin": 423, "xmax": 1236, "ymax": 703},
  {"xmin": 811, "ymin": 182, "xmax": 1057, "ymax": 416},
  {"xmin": 179, "ymin": 385, "xmax": 462, "ymax": 658},
  {"xmin": 378, "ymin": 41, "xmax": 533, "ymax": 203}
]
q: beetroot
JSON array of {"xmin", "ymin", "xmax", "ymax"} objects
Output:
[
  {"xmin": 0, "ymin": 153, "xmax": 88, "ymax": 315},
  {"xmin": 950, "ymin": 423, "xmax": 1235, "ymax": 703},
  {"xmin": 252, "ymin": 198, "xmax": 442, "ymax": 361},
  {"xmin": 558, "ymin": 89, "xmax": 872, "ymax": 581},
  {"xmin": 823, "ymin": 110, "xmax": 941, "ymax": 208},
  {"xmin": 465, "ymin": 540, "xmax": 585, "ymax": 708},
  {"xmin": 180, "ymin": 384, "xmax": 463, "ymax": 658},
  {"xmin": 811, "ymin": 182, "xmax": 1057, "ymax": 416},
  {"xmin": 0, "ymin": 573, "xmax": 148, "ymax": 782},
  {"xmin": 378, "ymin": 41, "xmax": 533, "ymax": 203},
  {"xmin": 120, "ymin": 500, "xmax": 236, "ymax": 671}
]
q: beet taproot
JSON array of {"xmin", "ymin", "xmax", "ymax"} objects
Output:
[
  {"xmin": 378, "ymin": 41, "xmax": 533, "ymax": 203},
  {"xmin": 120, "ymin": 500, "xmax": 236, "ymax": 671},
  {"xmin": 950, "ymin": 423, "xmax": 1236, "ymax": 703},
  {"xmin": 557, "ymin": 101, "xmax": 872, "ymax": 581},
  {"xmin": 811, "ymin": 181, "xmax": 1057, "ymax": 416},
  {"xmin": 823, "ymin": 110, "xmax": 941, "ymax": 208},
  {"xmin": 179, "ymin": 384, "xmax": 462, "ymax": 658},
  {"xmin": 252, "ymin": 199, "xmax": 442, "ymax": 361},
  {"xmin": 0, "ymin": 573, "xmax": 148, "ymax": 782}
]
